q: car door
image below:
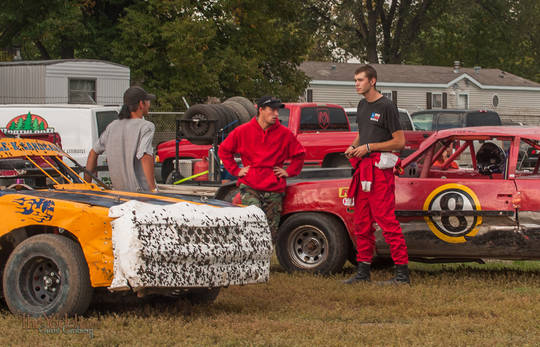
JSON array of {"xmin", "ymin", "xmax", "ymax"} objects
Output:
[
  {"xmin": 374, "ymin": 136, "xmax": 518, "ymax": 259},
  {"xmin": 511, "ymin": 136, "xmax": 540, "ymax": 257}
]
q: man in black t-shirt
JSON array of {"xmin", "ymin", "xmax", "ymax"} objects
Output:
[{"xmin": 343, "ymin": 65, "xmax": 410, "ymax": 285}]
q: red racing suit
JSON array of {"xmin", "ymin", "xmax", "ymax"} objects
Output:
[
  {"xmin": 218, "ymin": 117, "xmax": 305, "ymax": 192},
  {"xmin": 348, "ymin": 154, "xmax": 408, "ymax": 265}
]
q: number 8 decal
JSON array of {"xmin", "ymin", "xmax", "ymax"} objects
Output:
[{"xmin": 423, "ymin": 184, "xmax": 482, "ymax": 243}]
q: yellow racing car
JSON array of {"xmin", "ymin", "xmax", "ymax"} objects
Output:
[{"xmin": 0, "ymin": 137, "xmax": 272, "ymax": 317}]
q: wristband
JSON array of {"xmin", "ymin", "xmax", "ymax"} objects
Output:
[{"xmin": 366, "ymin": 143, "xmax": 371, "ymax": 153}]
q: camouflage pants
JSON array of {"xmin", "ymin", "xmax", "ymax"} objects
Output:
[{"xmin": 239, "ymin": 183, "xmax": 284, "ymax": 243}]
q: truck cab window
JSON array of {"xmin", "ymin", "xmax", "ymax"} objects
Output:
[
  {"xmin": 411, "ymin": 112, "xmax": 434, "ymax": 131},
  {"xmin": 278, "ymin": 108, "xmax": 290, "ymax": 127},
  {"xmin": 96, "ymin": 111, "xmax": 118, "ymax": 137}
]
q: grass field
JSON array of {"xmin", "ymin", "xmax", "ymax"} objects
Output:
[{"xmin": 1, "ymin": 260, "xmax": 539, "ymax": 346}]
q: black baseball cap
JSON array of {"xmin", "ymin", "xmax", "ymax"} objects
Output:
[
  {"xmin": 124, "ymin": 86, "xmax": 156, "ymax": 106},
  {"xmin": 256, "ymin": 96, "xmax": 284, "ymax": 109}
]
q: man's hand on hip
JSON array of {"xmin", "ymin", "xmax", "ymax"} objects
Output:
[
  {"xmin": 273, "ymin": 166, "xmax": 288, "ymax": 178},
  {"xmin": 238, "ymin": 166, "xmax": 250, "ymax": 177}
]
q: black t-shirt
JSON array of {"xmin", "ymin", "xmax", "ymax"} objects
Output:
[{"xmin": 357, "ymin": 96, "xmax": 402, "ymax": 145}]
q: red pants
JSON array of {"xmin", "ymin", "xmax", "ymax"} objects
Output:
[{"xmin": 353, "ymin": 167, "xmax": 408, "ymax": 265}]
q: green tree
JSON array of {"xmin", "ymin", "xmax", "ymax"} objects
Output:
[
  {"xmin": 407, "ymin": 0, "xmax": 540, "ymax": 82},
  {"xmin": 305, "ymin": 0, "xmax": 446, "ymax": 63},
  {"xmin": 0, "ymin": 0, "xmax": 137, "ymax": 60},
  {"xmin": 112, "ymin": 0, "xmax": 312, "ymax": 108}
]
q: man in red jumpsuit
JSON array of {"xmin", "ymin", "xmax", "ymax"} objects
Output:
[
  {"xmin": 218, "ymin": 96, "xmax": 305, "ymax": 242},
  {"xmin": 344, "ymin": 65, "xmax": 410, "ymax": 285}
]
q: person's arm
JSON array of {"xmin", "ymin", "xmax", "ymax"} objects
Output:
[
  {"xmin": 348, "ymin": 130, "xmax": 405, "ymax": 158},
  {"xmin": 84, "ymin": 149, "xmax": 99, "ymax": 182},
  {"xmin": 140, "ymin": 154, "xmax": 157, "ymax": 191},
  {"xmin": 285, "ymin": 138, "xmax": 306, "ymax": 177},
  {"xmin": 218, "ymin": 131, "xmax": 243, "ymax": 177}
]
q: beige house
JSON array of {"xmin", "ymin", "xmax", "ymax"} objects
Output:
[{"xmin": 299, "ymin": 61, "xmax": 540, "ymax": 125}]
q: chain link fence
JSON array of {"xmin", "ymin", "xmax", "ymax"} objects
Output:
[{"xmin": 146, "ymin": 111, "xmax": 185, "ymax": 147}]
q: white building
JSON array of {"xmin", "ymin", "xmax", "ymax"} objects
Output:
[
  {"xmin": 300, "ymin": 61, "xmax": 540, "ymax": 125},
  {"xmin": 0, "ymin": 59, "xmax": 130, "ymax": 105}
]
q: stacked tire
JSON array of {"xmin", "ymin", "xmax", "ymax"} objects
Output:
[{"xmin": 181, "ymin": 96, "xmax": 257, "ymax": 145}]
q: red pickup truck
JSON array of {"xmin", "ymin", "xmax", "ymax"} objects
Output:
[{"xmin": 156, "ymin": 103, "xmax": 357, "ymax": 182}]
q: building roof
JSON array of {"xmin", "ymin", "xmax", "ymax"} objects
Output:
[
  {"xmin": 0, "ymin": 59, "xmax": 128, "ymax": 69},
  {"xmin": 300, "ymin": 61, "xmax": 540, "ymax": 90}
]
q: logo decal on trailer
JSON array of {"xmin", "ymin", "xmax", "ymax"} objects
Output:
[
  {"xmin": 423, "ymin": 183, "xmax": 482, "ymax": 243},
  {"xmin": 1, "ymin": 112, "xmax": 55, "ymax": 134}
]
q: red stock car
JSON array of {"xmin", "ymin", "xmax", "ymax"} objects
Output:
[{"xmin": 276, "ymin": 126, "xmax": 540, "ymax": 274}]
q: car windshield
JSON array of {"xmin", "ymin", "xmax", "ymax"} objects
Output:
[{"xmin": 0, "ymin": 138, "xmax": 94, "ymax": 188}]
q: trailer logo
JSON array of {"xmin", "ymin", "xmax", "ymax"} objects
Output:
[
  {"xmin": 1, "ymin": 112, "xmax": 54, "ymax": 134},
  {"xmin": 13, "ymin": 197, "xmax": 55, "ymax": 223},
  {"xmin": 423, "ymin": 183, "xmax": 482, "ymax": 243}
]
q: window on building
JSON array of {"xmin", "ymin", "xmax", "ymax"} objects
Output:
[
  {"xmin": 306, "ymin": 89, "xmax": 313, "ymax": 102},
  {"xmin": 432, "ymin": 93, "xmax": 442, "ymax": 108},
  {"xmin": 458, "ymin": 94, "xmax": 469, "ymax": 109},
  {"xmin": 492, "ymin": 95, "xmax": 499, "ymax": 107},
  {"xmin": 427, "ymin": 92, "xmax": 447, "ymax": 109},
  {"xmin": 69, "ymin": 79, "xmax": 96, "ymax": 104},
  {"xmin": 382, "ymin": 91, "xmax": 392, "ymax": 100}
]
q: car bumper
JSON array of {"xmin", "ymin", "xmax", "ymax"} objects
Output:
[{"xmin": 107, "ymin": 200, "xmax": 272, "ymax": 291}]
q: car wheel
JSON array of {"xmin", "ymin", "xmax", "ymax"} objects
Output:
[
  {"xmin": 184, "ymin": 287, "xmax": 221, "ymax": 305},
  {"xmin": 276, "ymin": 213, "xmax": 348, "ymax": 274},
  {"xmin": 3, "ymin": 234, "xmax": 93, "ymax": 317}
]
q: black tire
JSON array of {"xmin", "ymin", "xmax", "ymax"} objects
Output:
[
  {"xmin": 225, "ymin": 96, "xmax": 257, "ymax": 118},
  {"xmin": 276, "ymin": 213, "xmax": 349, "ymax": 274},
  {"xmin": 223, "ymin": 101, "xmax": 251, "ymax": 124},
  {"xmin": 3, "ymin": 234, "xmax": 93, "ymax": 317},
  {"xmin": 184, "ymin": 287, "xmax": 220, "ymax": 305},
  {"xmin": 181, "ymin": 104, "xmax": 217, "ymax": 143}
]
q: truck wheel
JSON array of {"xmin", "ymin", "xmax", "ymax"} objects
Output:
[
  {"xmin": 3, "ymin": 234, "xmax": 93, "ymax": 317},
  {"xmin": 276, "ymin": 213, "xmax": 348, "ymax": 274},
  {"xmin": 184, "ymin": 287, "xmax": 221, "ymax": 305}
]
